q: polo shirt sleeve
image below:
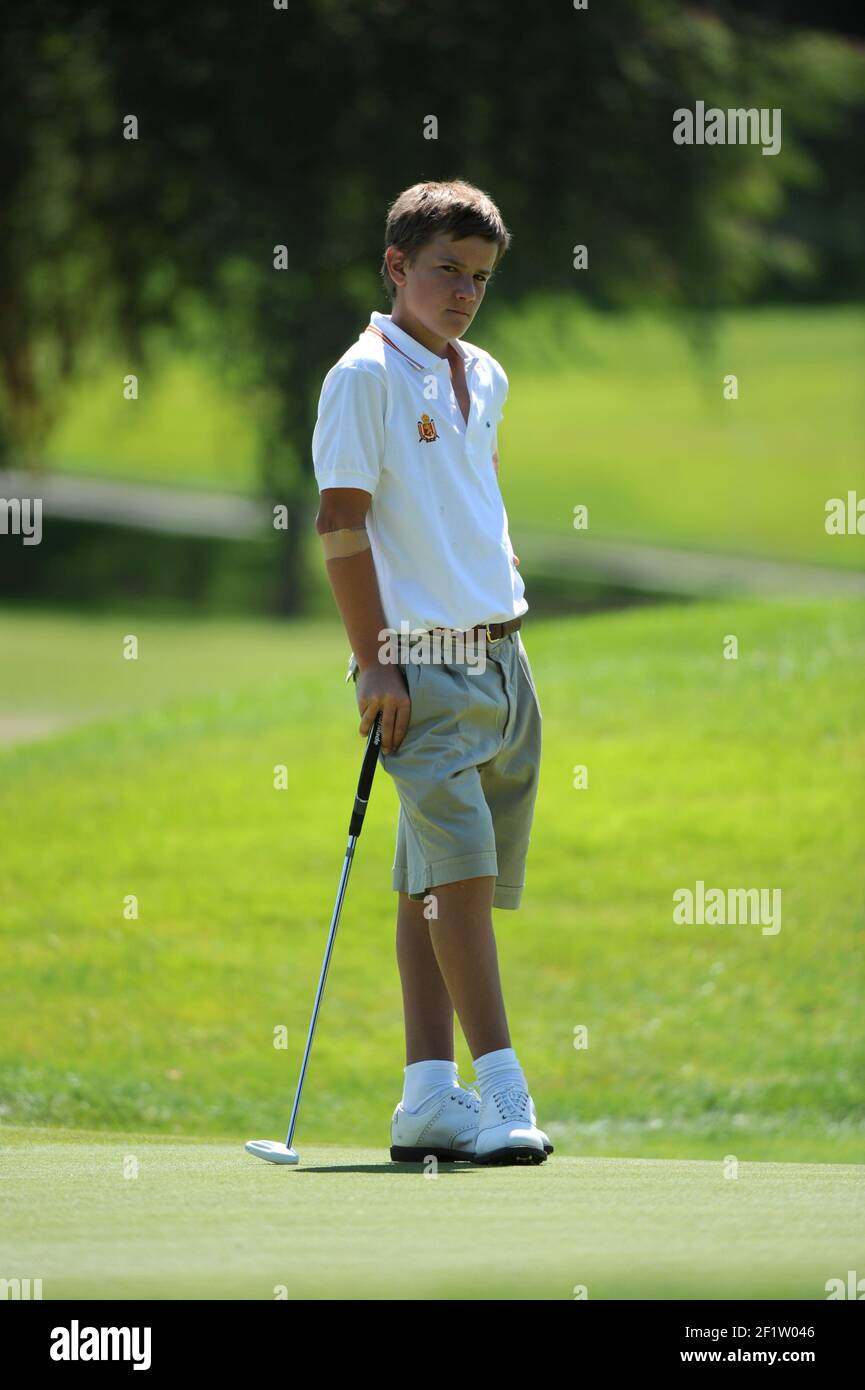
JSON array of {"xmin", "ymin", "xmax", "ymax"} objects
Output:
[{"xmin": 312, "ymin": 363, "xmax": 386, "ymax": 497}]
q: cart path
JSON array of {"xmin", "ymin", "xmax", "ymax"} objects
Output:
[{"xmin": 3, "ymin": 468, "xmax": 862, "ymax": 596}]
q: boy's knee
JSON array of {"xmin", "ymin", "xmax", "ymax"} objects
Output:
[{"xmin": 434, "ymin": 875, "xmax": 496, "ymax": 894}]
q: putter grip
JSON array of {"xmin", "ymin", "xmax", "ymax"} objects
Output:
[{"xmin": 349, "ymin": 711, "xmax": 383, "ymax": 837}]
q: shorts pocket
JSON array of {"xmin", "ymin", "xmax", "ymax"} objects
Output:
[
  {"xmin": 517, "ymin": 640, "xmax": 542, "ymax": 719},
  {"xmin": 402, "ymin": 654, "xmax": 425, "ymax": 699}
]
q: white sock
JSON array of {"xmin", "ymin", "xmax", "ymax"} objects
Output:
[
  {"xmin": 401, "ymin": 1059, "xmax": 459, "ymax": 1113},
  {"xmin": 473, "ymin": 1046, "xmax": 527, "ymax": 1100}
]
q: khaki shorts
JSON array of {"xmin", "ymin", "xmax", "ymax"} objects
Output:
[{"xmin": 367, "ymin": 630, "xmax": 542, "ymax": 910}]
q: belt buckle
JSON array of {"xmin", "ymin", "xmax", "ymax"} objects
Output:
[{"xmin": 484, "ymin": 622, "xmax": 498, "ymax": 643}]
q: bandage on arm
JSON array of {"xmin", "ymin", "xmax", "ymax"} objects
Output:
[{"xmin": 319, "ymin": 526, "xmax": 371, "ymax": 560}]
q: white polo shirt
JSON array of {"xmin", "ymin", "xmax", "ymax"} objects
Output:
[{"xmin": 312, "ymin": 309, "xmax": 527, "ymax": 676}]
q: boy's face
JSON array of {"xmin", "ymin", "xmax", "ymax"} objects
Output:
[{"xmin": 387, "ymin": 233, "xmax": 496, "ymax": 352}]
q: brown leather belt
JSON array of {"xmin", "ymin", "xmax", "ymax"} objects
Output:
[{"xmin": 430, "ymin": 616, "xmax": 522, "ymax": 642}]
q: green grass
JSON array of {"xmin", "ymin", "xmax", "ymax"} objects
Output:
[
  {"xmin": 490, "ymin": 303, "xmax": 865, "ymax": 570},
  {"xmin": 1, "ymin": 1126, "xmax": 862, "ymax": 1299},
  {"xmin": 46, "ymin": 346, "xmax": 260, "ymax": 495},
  {"xmin": 44, "ymin": 304, "xmax": 865, "ymax": 567},
  {"xmin": 1, "ymin": 598, "xmax": 863, "ymax": 1164}
]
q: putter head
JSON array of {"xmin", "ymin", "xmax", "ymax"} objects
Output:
[{"xmin": 245, "ymin": 1139, "xmax": 300, "ymax": 1165}]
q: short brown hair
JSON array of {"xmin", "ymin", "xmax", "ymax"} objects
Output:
[{"xmin": 380, "ymin": 179, "xmax": 511, "ymax": 304}]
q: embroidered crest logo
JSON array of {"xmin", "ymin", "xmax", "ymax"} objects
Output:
[{"xmin": 417, "ymin": 413, "xmax": 440, "ymax": 443}]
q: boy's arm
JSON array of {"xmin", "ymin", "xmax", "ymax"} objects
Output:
[
  {"xmin": 315, "ymin": 486, "xmax": 411, "ymax": 752},
  {"xmin": 315, "ymin": 487, "xmax": 388, "ymax": 672}
]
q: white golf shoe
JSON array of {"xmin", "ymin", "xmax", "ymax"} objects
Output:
[
  {"xmin": 529, "ymin": 1096, "xmax": 554, "ymax": 1156},
  {"xmin": 390, "ymin": 1081, "xmax": 553, "ymax": 1163},
  {"xmin": 390, "ymin": 1085, "xmax": 481, "ymax": 1162},
  {"xmin": 472, "ymin": 1082, "xmax": 549, "ymax": 1166}
]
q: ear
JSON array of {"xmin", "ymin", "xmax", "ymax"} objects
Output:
[
  {"xmin": 385, "ymin": 244, "xmax": 408, "ymax": 291},
  {"xmin": 492, "ymin": 448, "xmax": 499, "ymax": 475}
]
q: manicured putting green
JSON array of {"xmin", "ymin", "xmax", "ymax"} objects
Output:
[{"xmin": 1, "ymin": 1125, "xmax": 862, "ymax": 1300}]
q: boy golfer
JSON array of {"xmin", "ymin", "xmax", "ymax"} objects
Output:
[{"xmin": 312, "ymin": 179, "xmax": 550, "ymax": 1165}]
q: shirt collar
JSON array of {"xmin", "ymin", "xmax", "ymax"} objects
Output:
[{"xmin": 367, "ymin": 310, "xmax": 478, "ymax": 373}]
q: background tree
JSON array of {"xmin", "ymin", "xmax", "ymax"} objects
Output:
[{"xmin": 1, "ymin": 0, "xmax": 861, "ymax": 611}]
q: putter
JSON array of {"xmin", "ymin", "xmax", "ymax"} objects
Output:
[{"xmin": 245, "ymin": 710, "xmax": 384, "ymax": 1165}]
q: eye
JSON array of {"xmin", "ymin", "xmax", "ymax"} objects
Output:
[{"xmin": 440, "ymin": 264, "xmax": 488, "ymax": 281}]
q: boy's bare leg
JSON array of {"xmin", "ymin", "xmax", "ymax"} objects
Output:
[
  {"xmin": 396, "ymin": 893, "xmax": 456, "ymax": 1064},
  {"xmin": 429, "ymin": 876, "xmax": 511, "ymax": 1059},
  {"xmin": 398, "ymin": 875, "xmax": 511, "ymax": 1062}
]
